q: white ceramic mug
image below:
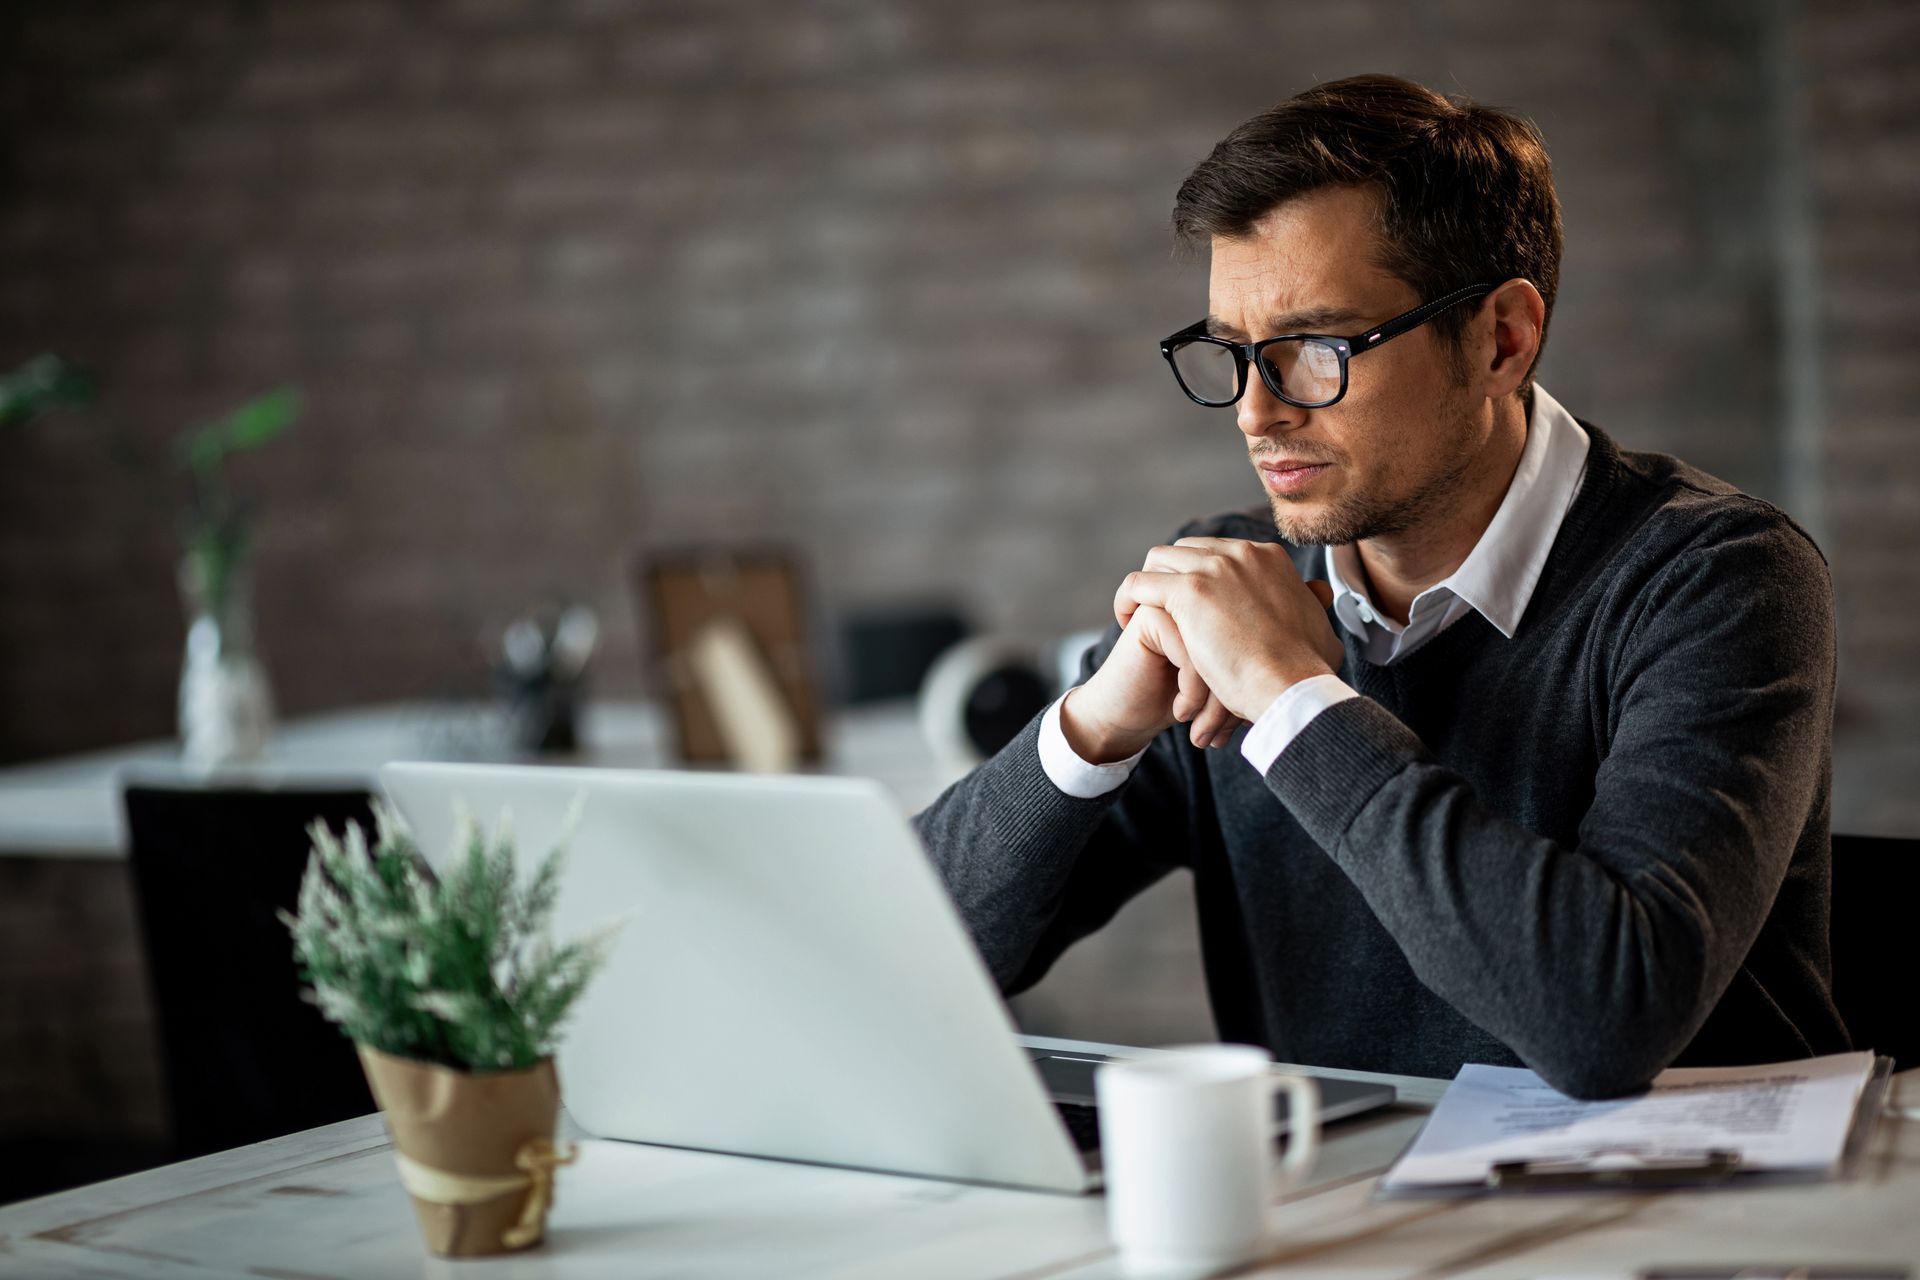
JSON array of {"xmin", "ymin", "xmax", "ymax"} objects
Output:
[{"xmin": 1094, "ymin": 1044, "xmax": 1320, "ymax": 1279}]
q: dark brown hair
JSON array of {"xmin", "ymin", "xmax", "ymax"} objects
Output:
[{"xmin": 1173, "ymin": 74, "xmax": 1562, "ymax": 386}]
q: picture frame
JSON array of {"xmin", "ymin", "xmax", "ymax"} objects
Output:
[{"xmin": 637, "ymin": 548, "xmax": 823, "ymax": 766}]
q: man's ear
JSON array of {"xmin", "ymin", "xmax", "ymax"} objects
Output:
[{"xmin": 1478, "ymin": 279, "xmax": 1547, "ymax": 399}]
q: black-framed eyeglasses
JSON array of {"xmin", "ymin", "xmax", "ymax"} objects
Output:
[{"xmin": 1158, "ymin": 282, "xmax": 1497, "ymax": 409}]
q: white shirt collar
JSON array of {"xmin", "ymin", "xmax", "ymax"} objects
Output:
[{"xmin": 1323, "ymin": 383, "xmax": 1591, "ymax": 656}]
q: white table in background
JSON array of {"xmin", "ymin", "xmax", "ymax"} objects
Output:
[
  {"xmin": 0, "ymin": 698, "xmax": 956, "ymax": 858},
  {"xmin": 3, "ymin": 1047, "xmax": 1915, "ymax": 1279}
]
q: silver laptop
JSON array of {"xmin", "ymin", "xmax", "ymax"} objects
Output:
[{"xmin": 380, "ymin": 761, "xmax": 1394, "ymax": 1194}]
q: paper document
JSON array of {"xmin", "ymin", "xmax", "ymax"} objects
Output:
[{"xmin": 1382, "ymin": 1051, "xmax": 1877, "ymax": 1193}]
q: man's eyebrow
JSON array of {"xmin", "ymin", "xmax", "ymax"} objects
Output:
[{"xmin": 1204, "ymin": 306, "xmax": 1370, "ymax": 338}]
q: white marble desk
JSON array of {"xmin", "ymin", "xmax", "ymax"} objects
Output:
[{"xmin": 4, "ymin": 1059, "xmax": 1917, "ymax": 1279}]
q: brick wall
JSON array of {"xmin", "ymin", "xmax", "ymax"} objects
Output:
[
  {"xmin": 1802, "ymin": 1, "xmax": 1920, "ymax": 836},
  {"xmin": 1, "ymin": 0, "xmax": 1914, "ymax": 831}
]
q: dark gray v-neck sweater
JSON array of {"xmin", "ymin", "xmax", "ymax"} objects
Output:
[{"xmin": 913, "ymin": 423, "xmax": 1849, "ymax": 1099}]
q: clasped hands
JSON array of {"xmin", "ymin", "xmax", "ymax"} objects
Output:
[{"xmin": 1059, "ymin": 537, "xmax": 1347, "ymax": 764}]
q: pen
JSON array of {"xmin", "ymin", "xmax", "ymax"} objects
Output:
[{"xmin": 1487, "ymin": 1148, "xmax": 1742, "ymax": 1189}]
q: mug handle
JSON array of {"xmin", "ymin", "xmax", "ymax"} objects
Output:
[{"xmin": 1269, "ymin": 1073, "xmax": 1320, "ymax": 1178}]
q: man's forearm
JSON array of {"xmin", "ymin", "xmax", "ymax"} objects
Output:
[
  {"xmin": 1263, "ymin": 683, "xmax": 1825, "ymax": 1100},
  {"xmin": 912, "ymin": 715, "xmax": 1121, "ymax": 989},
  {"xmin": 914, "ymin": 701, "xmax": 1200, "ymax": 995}
]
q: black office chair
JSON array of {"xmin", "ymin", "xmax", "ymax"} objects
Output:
[
  {"xmin": 124, "ymin": 785, "xmax": 378, "ymax": 1159},
  {"xmin": 1828, "ymin": 832, "xmax": 1920, "ymax": 1072}
]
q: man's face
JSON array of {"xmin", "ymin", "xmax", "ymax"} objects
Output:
[{"xmin": 1207, "ymin": 184, "xmax": 1482, "ymax": 547}]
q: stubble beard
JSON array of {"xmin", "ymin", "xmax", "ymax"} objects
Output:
[{"xmin": 1262, "ymin": 404, "xmax": 1481, "ymax": 548}]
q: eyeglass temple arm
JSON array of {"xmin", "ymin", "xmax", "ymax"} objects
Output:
[
  {"xmin": 1351, "ymin": 282, "xmax": 1498, "ymax": 351},
  {"xmin": 1161, "ymin": 319, "xmax": 1212, "ymax": 351}
]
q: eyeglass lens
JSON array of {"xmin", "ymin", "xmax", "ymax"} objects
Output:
[
  {"xmin": 1168, "ymin": 339, "xmax": 1241, "ymax": 404},
  {"xmin": 1169, "ymin": 337, "xmax": 1344, "ymax": 407}
]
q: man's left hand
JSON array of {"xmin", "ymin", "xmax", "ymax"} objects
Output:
[{"xmin": 1115, "ymin": 537, "xmax": 1346, "ymax": 744}]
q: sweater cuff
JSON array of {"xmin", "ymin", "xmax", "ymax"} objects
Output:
[
  {"xmin": 978, "ymin": 713, "xmax": 1125, "ymax": 866},
  {"xmin": 1240, "ymin": 674, "xmax": 1360, "ymax": 774},
  {"xmin": 1261, "ymin": 696, "xmax": 1427, "ymax": 848}
]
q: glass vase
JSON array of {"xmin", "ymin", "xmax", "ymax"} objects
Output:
[{"xmin": 177, "ymin": 552, "xmax": 275, "ymax": 766}]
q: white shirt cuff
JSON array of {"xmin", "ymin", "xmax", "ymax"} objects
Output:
[
  {"xmin": 1239, "ymin": 674, "xmax": 1360, "ymax": 774},
  {"xmin": 1037, "ymin": 690, "xmax": 1147, "ymax": 799}
]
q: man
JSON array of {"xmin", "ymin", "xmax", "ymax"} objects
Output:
[{"xmin": 913, "ymin": 75, "xmax": 1848, "ymax": 1100}]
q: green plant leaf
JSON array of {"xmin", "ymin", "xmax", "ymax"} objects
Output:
[
  {"xmin": 178, "ymin": 386, "xmax": 299, "ymax": 473},
  {"xmin": 0, "ymin": 354, "xmax": 97, "ymax": 428},
  {"xmin": 223, "ymin": 386, "xmax": 299, "ymax": 450},
  {"xmin": 282, "ymin": 798, "xmax": 618, "ymax": 1073}
]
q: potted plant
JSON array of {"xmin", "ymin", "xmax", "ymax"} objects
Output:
[{"xmin": 282, "ymin": 801, "xmax": 620, "ymax": 1257}]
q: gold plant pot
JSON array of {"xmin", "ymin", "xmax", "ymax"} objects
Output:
[{"xmin": 357, "ymin": 1046, "xmax": 575, "ymax": 1258}]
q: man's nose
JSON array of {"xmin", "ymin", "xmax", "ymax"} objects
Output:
[{"xmin": 1235, "ymin": 363, "xmax": 1308, "ymax": 441}]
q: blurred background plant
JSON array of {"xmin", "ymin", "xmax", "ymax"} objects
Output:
[
  {"xmin": 4, "ymin": 354, "xmax": 298, "ymax": 619},
  {"xmin": 3, "ymin": 353, "xmax": 302, "ymax": 762},
  {"xmin": 172, "ymin": 387, "xmax": 300, "ymax": 764},
  {"xmin": 174, "ymin": 387, "xmax": 300, "ymax": 628},
  {"xmin": 0, "ymin": 353, "xmax": 97, "ymax": 428}
]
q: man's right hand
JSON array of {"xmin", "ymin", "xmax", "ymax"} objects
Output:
[{"xmin": 1059, "ymin": 605, "xmax": 1242, "ymax": 763}]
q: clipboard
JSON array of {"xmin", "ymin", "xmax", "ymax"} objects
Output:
[{"xmin": 1375, "ymin": 1054, "xmax": 1895, "ymax": 1198}]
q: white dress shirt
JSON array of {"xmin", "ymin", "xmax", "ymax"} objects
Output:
[{"xmin": 1041, "ymin": 384, "xmax": 1591, "ymax": 796}]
